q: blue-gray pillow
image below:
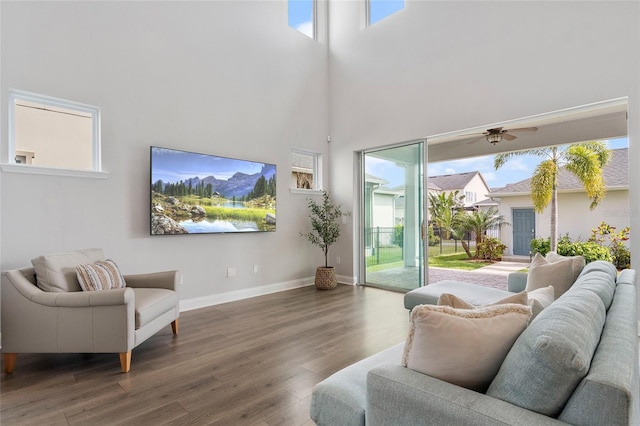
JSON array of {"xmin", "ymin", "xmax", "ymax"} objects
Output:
[{"xmin": 486, "ymin": 290, "xmax": 606, "ymax": 417}]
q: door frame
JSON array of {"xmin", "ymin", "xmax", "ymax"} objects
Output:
[{"xmin": 356, "ymin": 139, "xmax": 428, "ymax": 290}]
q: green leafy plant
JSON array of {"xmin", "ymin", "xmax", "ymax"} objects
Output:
[
  {"xmin": 300, "ymin": 191, "xmax": 349, "ymax": 268},
  {"xmin": 530, "ymin": 237, "xmax": 551, "ymax": 257},
  {"xmin": 476, "ymin": 236, "xmax": 507, "ymax": 261},
  {"xmin": 589, "ymin": 221, "xmax": 631, "ymax": 269}
]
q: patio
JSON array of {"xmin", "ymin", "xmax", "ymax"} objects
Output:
[{"xmin": 365, "ymin": 261, "xmax": 529, "ymax": 292}]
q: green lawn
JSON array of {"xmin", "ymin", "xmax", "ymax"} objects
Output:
[{"xmin": 428, "ymin": 252, "xmax": 491, "ymax": 270}]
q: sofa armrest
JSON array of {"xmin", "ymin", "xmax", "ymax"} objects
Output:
[
  {"xmin": 124, "ymin": 270, "xmax": 181, "ymax": 291},
  {"xmin": 367, "ymin": 364, "xmax": 568, "ymax": 426},
  {"xmin": 507, "ymin": 271, "xmax": 528, "ymax": 292}
]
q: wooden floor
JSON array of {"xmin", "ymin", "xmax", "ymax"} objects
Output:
[{"xmin": 1, "ymin": 285, "xmax": 409, "ymax": 425}]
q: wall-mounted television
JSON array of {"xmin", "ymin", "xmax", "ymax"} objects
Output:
[{"xmin": 150, "ymin": 146, "xmax": 276, "ymax": 235}]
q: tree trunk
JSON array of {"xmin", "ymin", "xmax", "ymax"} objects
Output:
[
  {"xmin": 550, "ymin": 185, "xmax": 558, "ymax": 252},
  {"xmin": 460, "ymin": 240, "xmax": 473, "ymax": 259}
]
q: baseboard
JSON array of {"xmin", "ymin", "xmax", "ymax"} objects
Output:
[
  {"xmin": 180, "ymin": 277, "xmax": 315, "ymax": 312},
  {"xmin": 337, "ymin": 274, "xmax": 357, "ymax": 285}
]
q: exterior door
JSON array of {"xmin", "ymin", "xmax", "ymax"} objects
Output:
[
  {"xmin": 360, "ymin": 141, "xmax": 426, "ymax": 291},
  {"xmin": 512, "ymin": 208, "xmax": 535, "ymax": 256}
]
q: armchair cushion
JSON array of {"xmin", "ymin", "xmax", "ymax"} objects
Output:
[
  {"xmin": 32, "ymin": 248, "xmax": 105, "ymax": 292},
  {"xmin": 76, "ymin": 259, "xmax": 127, "ymax": 291},
  {"xmin": 134, "ymin": 288, "xmax": 178, "ymax": 329}
]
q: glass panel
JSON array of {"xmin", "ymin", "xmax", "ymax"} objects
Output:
[
  {"xmin": 369, "ymin": 0, "xmax": 405, "ymax": 26},
  {"xmin": 289, "ymin": 0, "xmax": 314, "ymax": 39},
  {"xmin": 291, "ymin": 150, "xmax": 317, "ymax": 189},
  {"xmin": 363, "ymin": 141, "xmax": 424, "ymax": 291}
]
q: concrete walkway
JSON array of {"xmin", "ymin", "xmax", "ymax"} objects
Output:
[{"xmin": 428, "ymin": 260, "xmax": 530, "ymax": 290}]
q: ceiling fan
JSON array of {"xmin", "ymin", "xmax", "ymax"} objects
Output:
[{"xmin": 463, "ymin": 126, "xmax": 538, "ymax": 145}]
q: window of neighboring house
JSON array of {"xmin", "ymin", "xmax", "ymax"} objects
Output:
[
  {"xmin": 291, "ymin": 149, "xmax": 322, "ymax": 191},
  {"xmin": 465, "ymin": 191, "xmax": 476, "ymax": 203},
  {"xmin": 4, "ymin": 89, "xmax": 105, "ymax": 178},
  {"xmin": 368, "ymin": 0, "xmax": 405, "ymax": 26},
  {"xmin": 289, "ymin": 0, "xmax": 315, "ymax": 39}
]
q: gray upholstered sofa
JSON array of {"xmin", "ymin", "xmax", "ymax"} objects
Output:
[
  {"xmin": 310, "ymin": 261, "xmax": 639, "ymax": 425},
  {"xmin": 1, "ymin": 248, "xmax": 180, "ymax": 373}
]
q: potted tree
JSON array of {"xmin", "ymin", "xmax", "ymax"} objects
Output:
[{"xmin": 300, "ymin": 191, "xmax": 349, "ymax": 290}]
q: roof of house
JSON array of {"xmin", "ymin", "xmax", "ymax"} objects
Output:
[
  {"xmin": 428, "ymin": 171, "xmax": 487, "ymax": 192},
  {"xmin": 491, "ymin": 147, "xmax": 628, "ymax": 196}
]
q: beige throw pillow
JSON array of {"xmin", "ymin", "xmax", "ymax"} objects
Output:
[
  {"xmin": 32, "ymin": 248, "xmax": 105, "ymax": 292},
  {"xmin": 525, "ymin": 253, "xmax": 576, "ymax": 299},
  {"xmin": 546, "ymin": 252, "xmax": 586, "ymax": 282},
  {"xmin": 402, "ymin": 303, "xmax": 532, "ymax": 392},
  {"xmin": 437, "ymin": 291, "xmax": 528, "ymax": 309},
  {"xmin": 527, "ymin": 285, "xmax": 555, "ymax": 319},
  {"xmin": 75, "ymin": 259, "xmax": 127, "ymax": 291}
]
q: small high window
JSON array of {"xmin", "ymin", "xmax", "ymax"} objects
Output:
[
  {"xmin": 7, "ymin": 89, "xmax": 102, "ymax": 174},
  {"xmin": 291, "ymin": 149, "xmax": 321, "ymax": 190},
  {"xmin": 289, "ymin": 0, "xmax": 315, "ymax": 39},
  {"xmin": 368, "ymin": 0, "xmax": 405, "ymax": 26}
]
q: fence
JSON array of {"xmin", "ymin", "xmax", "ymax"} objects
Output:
[{"xmin": 365, "ymin": 226, "xmax": 501, "ymax": 266}]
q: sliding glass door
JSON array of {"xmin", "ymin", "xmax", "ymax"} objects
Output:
[{"xmin": 360, "ymin": 141, "xmax": 426, "ymax": 291}]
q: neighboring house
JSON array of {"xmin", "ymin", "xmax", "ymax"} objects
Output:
[
  {"xmin": 490, "ymin": 147, "xmax": 629, "ymax": 257},
  {"xmin": 428, "ymin": 171, "xmax": 491, "ymax": 208}
]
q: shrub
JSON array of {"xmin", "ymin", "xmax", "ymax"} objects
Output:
[
  {"xmin": 530, "ymin": 237, "xmax": 550, "ymax": 256},
  {"xmin": 476, "ymin": 236, "xmax": 506, "ymax": 261},
  {"xmin": 393, "ymin": 225, "xmax": 404, "ymax": 247},
  {"xmin": 557, "ymin": 241, "xmax": 613, "ymax": 263},
  {"xmin": 427, "ymin": 224, "xmax": 440, "ymax": 246}
]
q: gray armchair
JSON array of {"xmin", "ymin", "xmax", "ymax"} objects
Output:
[{"xmin": 1, "ymin": 249, "xmax": 180, "ymax": 374}]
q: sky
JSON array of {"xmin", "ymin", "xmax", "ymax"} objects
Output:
[
  {"xmin": 151, "ymin": 147, "xmax": 264, "ymax": 184},
  {"xmin": 288, "ymin": 0, "xmax": 405, "ymax": 37},
  {"xmin": 366, "ymin": 137, "xmax": 629, "ymax": 190}
]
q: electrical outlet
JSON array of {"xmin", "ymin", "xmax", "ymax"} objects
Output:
[
  {"xmin": 253, "ymin": 264, "xmax": 259, "ymax": 274},
  {"xmin": 227, "ymin": 267, "xmax": 236, "ymax": 277}
]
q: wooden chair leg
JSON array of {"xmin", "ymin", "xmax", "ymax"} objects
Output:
[
  {"xmin": 119, "ymin": 352, "xmax": 132, "ymax": 373},
  {"xmin": 171, "ymin": 319, "xmax": 179, "ymax": 335},
  {"xmin": 4, "ymin": 353, "xmax": 17, "ymax": 374}
]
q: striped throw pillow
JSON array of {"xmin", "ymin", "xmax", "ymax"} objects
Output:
[{"xmin": 75, "ymin": 259, "xmax": 126, "ymax": 291}]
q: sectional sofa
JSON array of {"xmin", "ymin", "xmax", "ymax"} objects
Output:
[{"xmin": 310, "ymin": 259, "xmax": 638, "ymax": 425}]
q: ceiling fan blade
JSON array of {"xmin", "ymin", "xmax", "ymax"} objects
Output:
[
  {"xmin": 458, "ymin": 132, "xmax": 486, "ymax": 138},
  {"xmin": 502, "ymin": 133, "xmax": 517, "ymax": 141},
  {"xmin": 466, "ymin": 135, "xmax": 486, "ymax": 144},
  {"xmin": 508, "ymin": 126, "xmax": 538, "ymax": 133}
]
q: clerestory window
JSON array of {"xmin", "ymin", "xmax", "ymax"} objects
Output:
[
  {"xmin": 289, "ymin": 0, "xmax": 315, "ymax": 39},
  {"xmin": 368, "ymin": 0, "xmax": 405, "ymax": 26}
]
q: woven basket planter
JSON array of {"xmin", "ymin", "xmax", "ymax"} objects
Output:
[{"xmin": 315, "ymin": 267, "xmax": 337, "ymax": 290}]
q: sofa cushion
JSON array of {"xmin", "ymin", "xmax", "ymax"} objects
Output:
[
  {"xmin": 32, "ymin": 248, "xmax": 105, "ymax": 292},
  {"xmin": 404, "ymin": 280, "xmax": 513, "ymax": 311},
  {"xmin": 310, "ymin": 343, "xmax": 404, "ymax": 426},
  {"xmin": 525, "ymin": 252, "xmax": 576, "ymax": 299},
  {"xmin": 402, "ymin": 303, "xmax": 532, "ymax": 392},
  {"xmin": 570, "ymin": 260, "xmax": 617, "ymax": 310},
  {"xmin": 75, "ymin": 259, "xmax": 127, "ymax": 291},
  {"xmin": 558, "ymin": 282, "xmax": 639, "ymax": 425},
  {"xmin": 486, "ymin": 290, "xmax": 606, "ymax": 417},
  {"xmin": 133, "ymin": 288, "xmax": 179, "ymax": 329}
]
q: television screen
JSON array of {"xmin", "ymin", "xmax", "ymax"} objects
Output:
[{"xmin": 150, "ymin": 146, "xmax": 276, "ymax": 235}]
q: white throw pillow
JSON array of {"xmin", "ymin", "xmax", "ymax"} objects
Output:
[
  {"xmin": 402, "ymin": 303, "xmax": 532, "ymax": 392},
  {"xmin": 526, "ymin": 253, "xmax": 576, "ymax": 299}
]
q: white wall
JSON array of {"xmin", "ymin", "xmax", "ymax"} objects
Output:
[
  {"xmin": 497, "ymin": 190, "xmax": 630, "ymax": 256},
  {"xmin": 0, "ymin": 1, "xmax": 330, "ymax": 306},
  {"xmin": 328, "ymin": 1, "xmax": 640, "ymax": 280}
]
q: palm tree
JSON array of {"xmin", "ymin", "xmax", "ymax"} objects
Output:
[
  {"xmin": 428, "ymin": 191, "xmax": 465, "ymax": 240},
  {"xmin": 494, "ymin": 141, "xmax": 611, "ymax": 252},
  {"xmin": 456, "ymin": 208, "xmax": 509, "ymax": 258}
]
